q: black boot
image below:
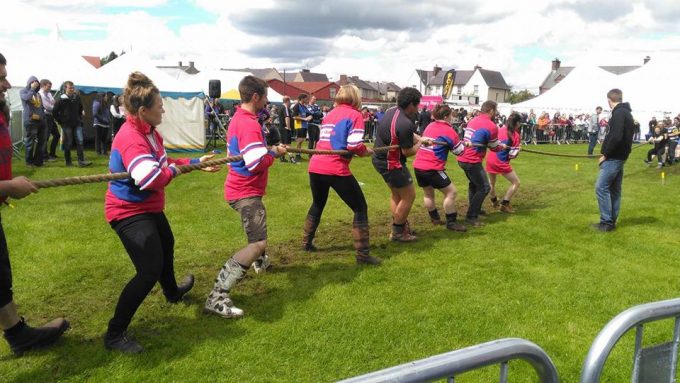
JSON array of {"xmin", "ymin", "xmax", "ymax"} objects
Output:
[
  {"xmin": 104, "ymin": 331, "xmax": 143, "ymax": 354},
  {"xmin": 165, "ymin": 274, "xmax": 195, "ymax": 303},
  {"xmin": 302, "ymin": 215, "xmax": 320, "ymax": 251},
  {"xmin": 353, "ymin": 221, "xmax": 381, "ymax": 265},
  {"xmin": 4, "ymin": 317, "xmax": 70, "ymax": 355}
]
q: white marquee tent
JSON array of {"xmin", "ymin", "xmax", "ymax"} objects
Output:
[
  {"xmin": 77, "ymin": 53, "xmax": 206, "ymax": 152},
  {"xmin": 617, "ymin": 57, "xmax": 680, "ymax": 123}
]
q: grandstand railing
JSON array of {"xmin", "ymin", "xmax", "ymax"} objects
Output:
[
  {"xmin": 581, "ymin": 297, "xmax": 680, "ymax": 383},
  {"xmin": 337, "ymin": 338, "xmax": 559, "ymax": 383}
]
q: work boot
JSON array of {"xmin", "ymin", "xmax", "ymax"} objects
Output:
[
  {"xmin": 500, "ymin": 202, "xmax": 515, "ymax": 213},
  {"xmin": 104, "ymin": 331, "xmax": 143, "ymax": 354},
  {"xmin": 301, "ymin": 215, "xmax": 320, "ymax": 252},
  {"xmin": 251, "ymin": 254, "xmax": 271, "ymax": 274},
  {"xmin": 165, "ymin": 274, "xmax": 195, "ymax": 303},
  {"xmin": 445, "ymin": 212, "xmax": 467, "ymax": 232},
  {"xmin": 390, "ymin": 223, "xmax": 417, "ymax": 242},
  {"xmin": 490, "ymin": 196, "xmax": 500, "ymax": 208},
  {"xmin": 204, "ymin": 258, "xmax": 247, "ymax": 318},
  {"xmin": 353, "ymin": 221, "xmax": 381, "ymax": 265},
  {"xmin": 4, "ymin": 317, "xmax": 70, "ymax": 355},
  {"xmin": 428, "ymin": 209, "xmax": 443, "ymax": 225}
]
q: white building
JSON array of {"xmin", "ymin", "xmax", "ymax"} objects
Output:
[{"xmin": 416, "ymin": 66, "xmax": 510, "ymax": 105}]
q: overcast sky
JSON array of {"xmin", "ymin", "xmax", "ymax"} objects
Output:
[{"xmin": 3, "ymin": 0, "xmax": 680, "ymax": 92}]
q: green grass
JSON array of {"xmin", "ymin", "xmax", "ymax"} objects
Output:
[{"xmin": 0, "ymin": 143, "xmax": 678, "ymax": 382}]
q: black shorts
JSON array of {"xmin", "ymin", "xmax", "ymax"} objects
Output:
[
  {"xmin": 278, "ymin": 127, "xmax": 292, "ymax": 145},
  {"xmin": 376, "ymin": 165, "xmax": 413, "ymax": 188},
  {"xmin": 295, "ymin": 128, "xmax": 307, "ymax": 140},
  {"xmin": 414, "ymin": 169, "xmax": 452, "ymax": 189}
]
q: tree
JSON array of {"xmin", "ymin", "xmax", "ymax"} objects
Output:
[
  {"xmin": 508, "ymin": 89, "xmax": 536, "ymax": 104},
  {"xmin": 100, "ymin": 50, "xmax": 125, "ymax": 66}
]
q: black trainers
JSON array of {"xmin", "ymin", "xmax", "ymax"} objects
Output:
[
  {"xmin": 104, "ymin": 332, "xmax": 143, "ymax": 354},
  {"xmin": 78, "ymin": 161, "xmax": 92, "ymax": 167},
  {"xmin": 4, "ymin": 317, "xmax": 70, "ymax": 355},
  {"xmin": 165, "ymin": 274, "xmax": 194, "ymax": 303},
  {"xmin": 591, "ymin": 223, "xmax": 615, "ymax": 232}
]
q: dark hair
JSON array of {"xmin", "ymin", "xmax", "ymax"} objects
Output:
[
  {"xmin": 432, "ymin": 104, "xmax": 452, "ymax": 120},
  {"xmin": 480, "ymin": 100, "xmax": 497, "ymax": 114},
  {"xmin": 506, "ymin": 112, "xmax": 522, "ymax": 135},
  {"xmin": 239, "ymin": 75, "xmax": 268, "ymax": 103},
  {"xmin": 297, "ymin": 93, "xmax": 309, "ymax": 102},
  {"xmin": 397, "ymin": 87, "xmax": 422, "ymax": 109},
  {"xmin": 39, "ymin": 79, "xmax": 51, "ymax": 87},
  {"xmin": 124, "ymin": 72, "xmax": 159, "ymax": 114},
  {"xmin": 0, "ymin": 53, "xmax": 5, "ymax": 66},
  {"xmin": 607, "ymin": 88, "xmax": 622, "ymax": 103}
]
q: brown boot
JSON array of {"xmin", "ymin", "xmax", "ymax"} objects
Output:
[
  {"xmin": 301, "ymin": 215, "xmax": 320, "ymax": 251},
  {"xmin": 500, "ymin": 202, "xmax": 515, "ymax": 213},
  {"xmin": 353, "ymin": 221, "xmax": 381, "ymax": 265},
  {"xmin": 390, "ymin": 223, "xmax": 418, "ymax": 242},
  {"xmin": 490, "ymin": 196, "xmax": 500, "ymax": 208}
]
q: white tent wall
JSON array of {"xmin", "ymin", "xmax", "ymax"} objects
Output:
[
  {"xmin": 163, "ymin": 68, "xmax": 284, "ymax": 103},
  {"xmin": 157, "ymin": 97, "xmax": 205, "ymax": 152},
  {"xmin": 617, "ymin": 57, "xmax": 680, "ymax": 124},
  {"xmin": 76, "ymin": 53, "xmax": 206, "ymax": 152}
]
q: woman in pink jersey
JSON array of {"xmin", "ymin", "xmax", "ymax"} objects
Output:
[
  {"xmin": 487, "ymin": 112, "xmax": 522, "ymax": 213},
  {"xmin": 302, "ymin": 85, "xmax": 380, "ymax": 265},
  {"xmin": 413, "ymin": 104, "xmax": 467, "ymax": 232},
  {"xmin": 103, "ymin": 72, "xmax": 216, "ymax": 353}
]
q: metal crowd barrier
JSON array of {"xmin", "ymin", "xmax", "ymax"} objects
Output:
[
  {"xmin": 581, "ymin": 297, "xmax": 680, "ymax": 383},
  {"xmin": 337, "ymin": 338, "xmax": 559, "ymax": 383},
  {"xmin": 520, "ymin": 123, "xmax": 589, "ymax": 145}
]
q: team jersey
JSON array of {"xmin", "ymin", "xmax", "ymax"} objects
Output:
[
  {"xmin": 457, "ymin": 113, "xmax": 500, "ymax": 164},
  {"xmin": 105, "ymin": 116, "xmax": 197, "ymax": 223},
  {"xmin": 486, "ymin": 127, "xmax": 521, "ymax": 174},
  {"xmin": 372, "ymin": 107, "xmax": 416, "ymax": 171},
  {"xmin": 293, "ymin": 102, "xmax": 309, "ymax": 130},
  {"xmin": 308, "ymin": 104, "xmax": 367, "ymax": 176},
  {"xmin": 413, "ymin": 120, "xmax": 464, "ymax": 171},
  {"xmin": 225, "ymin": 107, "xmax": 276, "ymax": 201},
  {"xmin": 0, "ymin": 113, "xmax": 12, "ymax": 204}
]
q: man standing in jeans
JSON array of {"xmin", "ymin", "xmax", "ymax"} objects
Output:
[
  {"xmin": 52, "ymin": 81, "xmax": 91, "ymax": 167},
  {"xmin": 587, "ymin": 106, "xmax": 602, "ymax": 155},
  {"xmin": 20, "ymin": 76, "xmax": 46, "ymax": 167},
  {"xmin": 594, "ymin": 89, "xmax": 634, "ymax": 232},
  {"xmin": 457, "ymin": 100, "xmax": 506, "ymax": 227}
]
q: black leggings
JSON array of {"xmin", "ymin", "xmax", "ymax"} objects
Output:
[
  {"xmin": 647, "ymin": 147, "xmax": 665, "ymax": 163},
  {"xmin": 107, "ymin": 213, "xmax": 178, "ymax": 335},
  {"xmin": 308, "ymin": 173, "xmax": 368, "ymax": 223},
  {"xmin": 0, "ymin": 217, "xmax": 13, "ymax": 307}
]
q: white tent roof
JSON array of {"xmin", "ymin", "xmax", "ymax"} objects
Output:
[
  {"xmin": 5, "ymin": 45, "xmax": 96, "ymax": 91},
  {"xmin": 77, "ymin": 53, "xmax": 203, "ymax": 98},
  {"xmin": 617, "ymin": 57, "xmax": 680, "ymax": 119},
  {"xmin": 513, "ymin": 65, "xmax": 618, "ymax": 114},
  {"xmin": 160, "ymin": 68, "xmax": 283, "ymax": 102}
]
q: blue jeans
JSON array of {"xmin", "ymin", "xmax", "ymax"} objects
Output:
[
  {"xmin": 587, "ymin": 132, "xmax": 598, "ymax": 155},
  {"xmin": 595, "ymin": 159, "xmax": 625, "ymax": 226},
  {"xmin": 458, "ymin": 161, "xmax": 490, "ymax": 220}
]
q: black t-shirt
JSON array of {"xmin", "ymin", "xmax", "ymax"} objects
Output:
[{"xmin": 373, "ymin": 107, "xmax": 416, "ymax": 170}]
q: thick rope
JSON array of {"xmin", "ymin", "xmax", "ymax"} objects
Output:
[
  {"xmin": 521, "ymin": 142, "xmax": 647, "ymax": 158},
  {"xmin": 31, "ymin": 145, "xmax": 401, "ymax": 189}
]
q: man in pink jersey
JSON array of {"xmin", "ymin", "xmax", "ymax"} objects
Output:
[
  {"xmin": 204, "ymin": 76, "xmax": 286, "ymax": 319},
  {"xmin": 413, "ymin": 104, "xmax": 466, "ymax": 232}
]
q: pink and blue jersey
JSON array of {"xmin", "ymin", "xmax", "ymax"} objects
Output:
[
  {"xmin": 457, "ymin": 114, "xmax": 500, "ymax": 164},
  {"xmin": 413, "ymin": 120, "xmax": 464, "ymax": 171},
  {"xmin": 105, "ymin": 116, "xmax": 197, "ymax": 223},
  {"xmin": 308, "ymin": 104, "xmax": 367, "ymax": 176},
  {"xmin": 486, "ymin": 127, "xmax": 521, "ymax": 174},
  {"xmin": 225, "ymin": 107, "xmax": 276, "ymax": 201}
]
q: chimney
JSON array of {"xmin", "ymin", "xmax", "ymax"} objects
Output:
[
  {"xmin": 302, "ymin": 69, "xmax": 310, "ymax": 73},
  {"xmin": 644, "ymin": 56, "xmax": 651, "ymax": 65},
  {"xmin": 340, "ymin": 74, "xmax": 348, "ymax": 83},
  {"xmin": 188, "ymin": 61, "xmax": 195, "ymax": 69},
  {"xmin": 178, "ymin": 61, "xmax": 183, "ymax": 68},
  {"xmin": 474, "ymin": 65, "xmax": 482, "ymax": 70},
  {"xmin": 433, "ymin": 66, "xmax": 442, "ymax": 77},
  {"xmin": 551, "ymin": 58, "xmax": 561, "ymax": 71}
]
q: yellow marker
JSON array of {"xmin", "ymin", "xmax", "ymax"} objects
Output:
[
  {"xmin": 662, "ymin": 171, "xmax": 666, "ymax": 180},
  {"xmin": 575, "ymin": 163, "xmax": 579, "ymax": 171}
]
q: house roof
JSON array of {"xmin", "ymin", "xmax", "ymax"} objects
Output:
[
  {"xmin": 478, "ymin": 68, "xmax": 510, "ymax": 90},
  {"xmin": 385, "ymin": 82, "xmax": 401, "ymax": 92},
  {"xmin": 282, "ymin": 73, "xmax": 297, "ymax": 82},
  {"xmin": 287, "ymin": 81, "xmax": 337, "ymax": 94},
  {"xmin": 299, "ymin": 71, "xmax": 329, "ymax": 82},
  {"xmin": 82, "ymin": 56, "xmax": 101, "ymax": 69}
]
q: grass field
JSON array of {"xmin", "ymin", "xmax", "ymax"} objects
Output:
[{"xmin": 0, "ymin": 143, "xmax": 678, "ymax": 382}]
